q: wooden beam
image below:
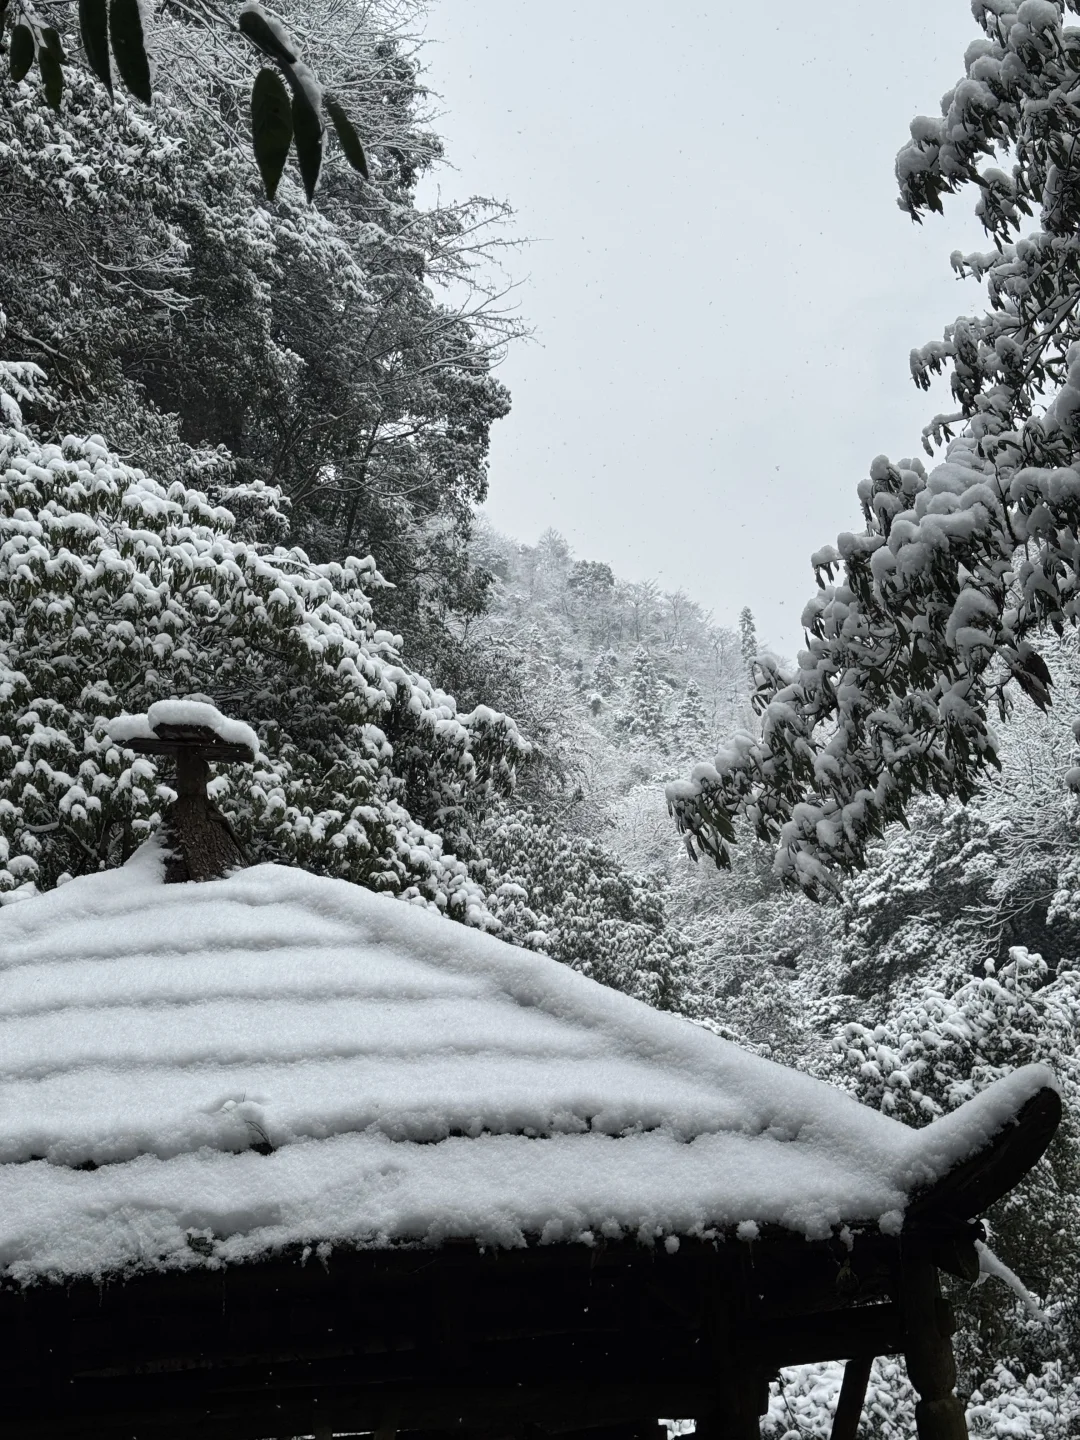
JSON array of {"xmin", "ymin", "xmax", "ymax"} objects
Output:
[
  {"xmin": 830, "ymin": 1357, "xmax": 872, "ymax": 1440},
  {"xmin": 760, "ymin": 1303, "xmax": 901, "ymax": 1365},
  {"xmin": 0, "ymin": 1381, "xmax": 721, "ymax": 1440}
]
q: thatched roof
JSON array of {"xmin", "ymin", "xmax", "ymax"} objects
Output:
[{"xmin": 0, "ymin": 844, "xmax": 1059, "ymax": 1282}]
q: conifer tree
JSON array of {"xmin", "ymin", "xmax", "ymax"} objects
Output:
[
  {"xmin": 616, "ymin": 645, "xmax": 668, "ymax": 748},
  {"xmin": 672, "ymin": 678, "xmax": 711, "ymax": 762}
]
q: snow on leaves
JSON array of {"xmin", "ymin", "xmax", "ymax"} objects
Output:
[
  {"xmin": 0, "ymin": 420, "xmax": 527, "ymax": 913},
  {"xmin": 667, "ymin": 435, "xmax": 1080, "ymax": 894},
  {"xmin": 670, "ymin": 1, "xmax": 1080, "ymax": 897}
]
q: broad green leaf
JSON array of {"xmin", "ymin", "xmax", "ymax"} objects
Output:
[
  {"xmin": 80, "ymin": 0, "xmax": 113, "ymax": 94},
  {"xmin": 39, "ymin": 47, "xmax": 63, "ymax": 108},
  {"xmin": 109, "ymin": 0, "xmax": 151, "ymax": 103},
  {"xmin": 290, "ymin": 82, "xmax": 323, "ymax": 203},
  {"xmin": 40, "ymin": 25, "xmax": 65, "ymax": 61},
  {"xmin": 9, "ymin": 21, "xmax": 34, "ymax": 83},
  {"xmin": 325, "ymin": 96, "xmax": 368, "ymax": 178},
  {"xmin": 251, "ymin": 67, "xmax": 292, "ymax": 201},
  {"xmin": 238, "ymin": 6, "xmax": 296, "ymax": 65}
]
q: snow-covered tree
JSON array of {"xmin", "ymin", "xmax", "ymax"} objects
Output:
[
  {"xmin": 672, "ymin": 678, "xmax": 711, "ymax": 761},
  {"xmin": 836, "ymin": 945, "xmax": 1080, "ymax": 1415},
  {"xmin": 615, "ymin": 645, "xmax": 669, "ymax": 749},
  {"xmin": 0, "ymin": 1, "xmax": 518, "ymax": 675},
  {"xmin": 478, "ymin": 809, "xmax": 692, "ymax": 1011},
  {"xmin": 1, "ymin": 0, "xmax": 371, "ymax": 202},
  {"xmin": 668, "ymin": 0, "xmax": 1080, "ymax": 898},
  {"xmin": 0, "ymin": 412, "xmax": 527, "ymax": 916}
]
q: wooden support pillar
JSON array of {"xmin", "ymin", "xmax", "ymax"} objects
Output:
[
  {"xmin": 830, "ymin": 1356, "xmax": 872, "ymax": 1440},
  {"xmin": 695, "ymin": 1370, "xmax": 767, "ymax": 1440},
  {"xmin": 899, "ymin": 1255, "xmax": 968, "ymax": 1440},
  {"xmin": 695, "ymin": 1249, "xmax": 769, "ymax": 1440}
]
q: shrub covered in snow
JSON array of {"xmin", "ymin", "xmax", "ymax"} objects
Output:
[{"xmin": 0, "ymin": 415, "xmax": 527, "ymax": 915}]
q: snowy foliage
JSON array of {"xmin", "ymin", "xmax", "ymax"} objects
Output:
[
  {"xmin": 0, "ymin": 421, "xmax": 526, "ymax": 913},
  {"xmin": 764, "ymin": 1356, "xmax": 1080, "ymax": 1440},
  {"xmin": 669, "ymin": 0, "xmax": 1080, "ymax": 900},
  {"xmin": 0, "ymin": 8, "xmax": 517, "ymax": 668},
  {"xmin": 477, "ymin": 810, "xmax": 693, "ymax": 1011}
]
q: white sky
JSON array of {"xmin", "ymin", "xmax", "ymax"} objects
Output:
[{"xmin": 419, "ymin": 1, "xmax": 987, "ymax": 655}]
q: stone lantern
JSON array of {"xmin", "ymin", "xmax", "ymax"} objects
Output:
[{"xmin": 106, "ymin": 700, "xmax": 258, "ymax": 883}]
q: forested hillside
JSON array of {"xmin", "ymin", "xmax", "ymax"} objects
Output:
[
  {"xmin": 459, "ymin": 524, "xmax": 1080, "ymax": 1439},
  {"xmin": 3, "ymin": 0, "xmax": 1080, "ymax": 1434}
]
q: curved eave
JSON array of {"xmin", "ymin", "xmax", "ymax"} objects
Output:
[{"xmin": 905, "ymin": 1084, "xmax": 1062, "ymax": 1229}]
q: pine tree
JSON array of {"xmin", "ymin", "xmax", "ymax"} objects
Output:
[
  {"xmin": 590, "ymin": 651, "xmax": 619, "ymax": 697},
  {"xmin": 738, "ymin": 606, "xmax": 757, "ymax": 673},
  {"xmin": 615, "ymin": 646, "xmax": 668, "ymax": 748}
]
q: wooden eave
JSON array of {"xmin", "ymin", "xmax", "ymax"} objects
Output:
[{"xmin": 0, "ymin": 1086, "xmax": 1061, "ymax": 1440}]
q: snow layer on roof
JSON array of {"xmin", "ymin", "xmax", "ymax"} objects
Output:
[
  {"xmin": 0, "ymin": 848, "xmax": 1056, "ymax": 1281},
  {"xmin": 104, "ymin": 700, "xmax": 260, "ymax": 757}
]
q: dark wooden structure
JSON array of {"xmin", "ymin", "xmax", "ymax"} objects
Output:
[
  {"xmin": 125, "ymin": 720, "xmax": 254, "ymax": 883},
  {"xmin": 0, "ymin": 1086, "xmax": 1060, "ymax": 1440}
]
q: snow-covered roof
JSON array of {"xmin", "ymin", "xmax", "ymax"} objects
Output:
[{"xmin": 0, "ymin": 848, "xmax": 1056, "ymax": 1282}]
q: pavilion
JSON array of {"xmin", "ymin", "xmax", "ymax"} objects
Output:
[{"xmin": 0, "ymin": 707, "xmax": 1062, "ymax": 1440}]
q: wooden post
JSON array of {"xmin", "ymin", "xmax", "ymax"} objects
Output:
[
  {"xmin": 830, "ymin": 1356, "xmax": 872, "ymax": 1440},
  {"xmin": 695, "ymin": 1252, "xmax": 766, "ymax": 1440},
  {"xmin": 695, "ymin": 1370, "xmax": 767, "ymax": 1440},
  {"xmin": 899, "ymin": 1256, "xmax": 967, "ymax": 1440}
]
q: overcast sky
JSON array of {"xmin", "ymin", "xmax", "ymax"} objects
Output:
[{"xmin": 419, "ymin": 1, "xmax": 987, "ymax": 655}]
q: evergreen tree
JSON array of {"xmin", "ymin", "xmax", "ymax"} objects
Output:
[
  {"xmin": 590, "ymin": 651, "xmax": 619, "ymax": 699},
  {"xmin": 478, "ymin": 809, "xmax": 693, "ymax": 1011},
  {"xmin": 669, "ymin": 1, "xmax": 1080, "ymax": 897},
  {"xmin": 738, "ymin": 605, "xmax": 757, "ymax": 673},
  {"xmin": 0, "ymin": 400, "xmax": 526, "ymax": 915},
  {"xmin": 615, "ymin": 645, "xmax": 668, "ymax": 749},
  {"xmin": 672, "ymin": 678, "xmax": 711, "ymax": 762}
]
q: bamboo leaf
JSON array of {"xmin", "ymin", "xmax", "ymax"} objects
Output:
[
  {"xmin": 325, "ymin": 95, "xmax": 368, "ymax": 178},
  {"xmin": 237, "ymin": 5, "xmax": 297, "ymax": 65},
  {"xmin": 108, "ymin": 0, "xmax": 151, "ymax": 103},
  {"xmin": 250, "ymin": 66, "xmax": 292, "ymax": 201},
  {"xmin": 290, "ymin": 80, "xmax": 323, "ymax": 203},
  {"xmin": 80, "ymin": 0, "xmax": 113, "ymax": 94},
  {"xmin": 10, "ymin": 21, "xmax": 35, "ymax": 83},
  {"xmin": 38, "ymin": 46, "xmax": 63, "ymax": 108},
  {"xmin": 40, "ymin": 25, "xmax": 65, "ymax": 61}
]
